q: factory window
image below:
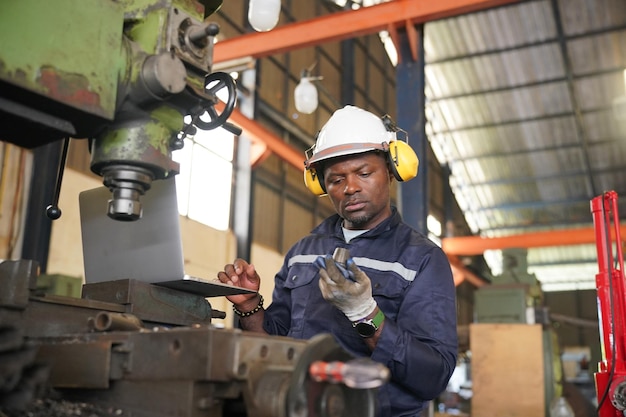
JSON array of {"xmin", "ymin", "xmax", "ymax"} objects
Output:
[{"xmin": 172, "ymin": 126, "xmax": 234, "ymax": 231}]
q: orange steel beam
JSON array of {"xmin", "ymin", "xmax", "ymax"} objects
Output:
[
  {"xmin": 214, "ymin": 0, "xmax": 523, "ymax": 63},
  {"xmin": 448, "ymin": 255, "xmax": 488, "ymax": 288},
  {"xmin": 225, "ymin": 107, "xmax": 305, "ymax": 172},
  {"xmin": 442, "ymin": 225, "xmax": 626, "ymax": 256}
]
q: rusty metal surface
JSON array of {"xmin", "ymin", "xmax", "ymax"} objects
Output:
[
  {"xmin": 37, "ymin": 341, "xmax": 113, "ymax": 389},
  {"xmin": 82, "ymin": 279, "xmax": 214, "ymax": 326},
  {"xmin": 19, "ymin": 281, "xmax": 217, "ymax": 337},
  {"xmin": 0, "ymin": 261, "xmax": 50, "ymax": 412},
  {"xmin": 0, "ymin": 262, "xmax": 379, "ymax": 416},
  {"xmin": 19, "ymin": 296, "xmax": 124, "ymax": 338},
  {"xmin": 0, "ymin": 0, "xmax": 121, "ymax": 121},
  {"xmin": 29, "ymin": 325, "xmax": 376, "ymax": 417},
  {"xmin": 92, "ymin": 312, "xmax": 144, "ymax": 332},
  {"xmin": 60, "ymin": 379, "xmax": 228, "ymax": 417},
  {"xmin": 0, "ymin": 260, "xmax": 39, "ymax": 309}
]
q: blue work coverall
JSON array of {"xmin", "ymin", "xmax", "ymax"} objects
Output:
[{"xmin": 262, "ymin": 208, "xmax": 458, "ymax": 417}]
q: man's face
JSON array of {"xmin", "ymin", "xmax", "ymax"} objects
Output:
[{"xmin": 323, "ymin": 151, "xmax": 393, "ymax": 230}]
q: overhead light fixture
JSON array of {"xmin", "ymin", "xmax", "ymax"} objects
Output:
[
  {"xmin": 295, "ymin": 63, "xmax": 323, "ymax": 114},
  {"xmin": 248, "ymin": 0, "xmax": 281, "ymax": 32}
]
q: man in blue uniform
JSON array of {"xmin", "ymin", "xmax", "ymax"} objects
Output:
[{"xmin": 217, "ymin": 105, "xmax": 458, "ymax": 417}]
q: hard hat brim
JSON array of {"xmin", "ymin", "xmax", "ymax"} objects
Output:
[{"xmin": 305, "ymin": 142, "xmax": 388, "ymax": 168}]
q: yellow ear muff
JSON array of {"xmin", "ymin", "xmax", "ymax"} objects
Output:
[
  {"xmin": 304, "ymin": 167, "xmax": 326, "ymax": 196},
  {"xmin": 388, "ymin": 140, "xmax": 419, "ymax": 182}
]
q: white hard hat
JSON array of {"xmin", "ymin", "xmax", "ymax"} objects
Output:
[{"xmin": 304, "ymin": 105, "xmax": 396, "ymax": 167}]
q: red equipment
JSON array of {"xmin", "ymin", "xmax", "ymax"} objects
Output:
[{"xmin": 591, "ymin": 190, "xmax": 626, "ymax": 416}]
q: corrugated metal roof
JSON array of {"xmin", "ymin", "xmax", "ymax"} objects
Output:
[{"xmin": 425, "ymin": 0, "xmax": 626, "ymax": 290}]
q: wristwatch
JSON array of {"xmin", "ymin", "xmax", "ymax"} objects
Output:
[{"xmin": 353, "ymin": 309, "xmax": 385, "ymax": 338}]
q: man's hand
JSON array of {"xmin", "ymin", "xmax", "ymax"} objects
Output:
[
  {"xmin": 317, "ymin": 255, "xmax": 377, "ymax": 322},
  {"xmin": 217, "ymin": 259, "xmax": 261, "ymax": 311}
]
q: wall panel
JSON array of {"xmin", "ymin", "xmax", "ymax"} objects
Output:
[
  {"xmin": 282, "ymin": 199, "xmax": 315, "ymax": 252},
  {"xmin": 252, "ymin": 181, "xmax": 281, "ymax": 249}
]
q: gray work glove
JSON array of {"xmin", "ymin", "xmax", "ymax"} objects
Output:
[{"xmin": 316, "ymin": 255, "xmax": 377, "ymax": 322}]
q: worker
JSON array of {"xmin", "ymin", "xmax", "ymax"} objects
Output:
[{"xmin": 217, "ymin": 105, "xmax": 458, "ymax": 417}]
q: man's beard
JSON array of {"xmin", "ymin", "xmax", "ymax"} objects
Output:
[{"xmin": 344, "ymin": 213, "xmax": 371, "ymax": 230}]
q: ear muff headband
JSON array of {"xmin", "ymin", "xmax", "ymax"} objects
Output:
[{"xmin": 387, "ymin": 140, "xmax": 419, "ymax": 182}]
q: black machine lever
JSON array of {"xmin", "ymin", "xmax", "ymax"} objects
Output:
[{"xmin": 46, "ymin": 137, "xmax": 70, "ymax": 220}]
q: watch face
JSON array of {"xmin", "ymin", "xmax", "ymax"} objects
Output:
[{"xmin": 355, "ymin": 321, "xmax": 376, "ymax": 338}]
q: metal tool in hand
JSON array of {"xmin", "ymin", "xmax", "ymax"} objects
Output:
[
  {"xmin": 314, "ymin": 247, "xmax": 355, "ymax": 281},
  {"xmin": 309, "ymin": 358, "xmax": 390, "ymax": 389}
]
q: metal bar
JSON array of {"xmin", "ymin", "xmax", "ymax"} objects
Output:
[
  {"xmin": 341, "ymin": 38, "xmax": 355, "ymax": 105},
  {"xmin": 21, "ymin": 140, "xmax": 63, "ymax": 273},
  {"xmin": 430, "ymin": 110, "xmax": 576, "ymax": 134},
  {"xmin": 451, "ymin": 164, "xmax": 626, "ymax": 188},
  {"xmin": 443, "ymin": 138, "xmax": 618, "ymax": 164},
  {"xmin": 397, "ymin": 25, "xmax": 428, "ymax": 234},
  {"xmin": 591, "ymin": 191, "xmax": 626, "ymax": 417},
  {"xmin": 213, "ymin": 0, "xmax": 524, "ymax": 63},
  {"xmin": 479, "ymin": 219, "xmax": 607, "ymax": 233},
  {"xmin": 425, "ymin": 23, "xmax": 626, "ymax": 65},
  {"xmin": 529, "ymin": 259, "xmax": 598, "ymax": 267},
  {"xmin": 224, "ymin": 106, "xmax": 305, "ymax": 171},
  {"xmin": 428, "ymin": 75, "xmax": 568, "ymax": 102},
  {"xmin": 465, "ymin": 196, "xmax": 593, "ymax": 212},
  {"xmin": 442, "ymin": 224, "xmax": 626, "ymax": 255},
  {"xmin": 430, "ymin": 105, "xmax": 615, "ymax": 134},
  {"xmin": 549, "ymin": 0, "xmax": 596, "ymax": 196},
  {"xmin": 447, "ymin": 255, "xmax": 488, "ymax": 287},
  {"xmin": 428, "ymin": 67, "xmax": 626, "ymax": 102}
]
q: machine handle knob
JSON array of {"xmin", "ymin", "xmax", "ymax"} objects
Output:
[
  {"xmin": 222, "ymin": 122, "xmax": 243, "ymax": 136},
  {"xmin": 187, "ymin": 22, "xmax": 220, "ymax": 45}
]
